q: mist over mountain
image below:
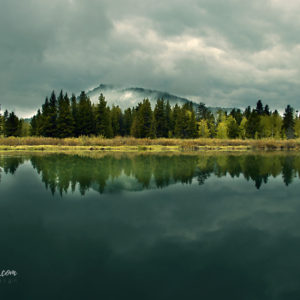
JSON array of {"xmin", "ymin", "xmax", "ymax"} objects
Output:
[{"xmin": 86, "ymin": 84, "xmax": 233, "ymax": 113}]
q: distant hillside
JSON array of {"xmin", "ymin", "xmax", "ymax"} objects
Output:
[{"xmin": 86, "ymin": 84, "xmax": 233, "ymax": 114}]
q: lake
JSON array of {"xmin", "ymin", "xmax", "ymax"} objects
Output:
[{"xmin": 1, "ymin": 153, "xmax": 300, "ymax": 299}]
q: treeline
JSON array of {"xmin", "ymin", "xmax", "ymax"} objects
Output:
[
  {"xmin": 0, "ymin": 111, "xmax": 30, "ymax": 137},
  {"xmin": 0, "ymin": 90, "xmax": 299, "ymax": 139}
]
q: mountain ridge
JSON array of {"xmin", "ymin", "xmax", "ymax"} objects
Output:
[{"xmin": 86, "ymin": 84, "xmax": 234, "ymax": 113}]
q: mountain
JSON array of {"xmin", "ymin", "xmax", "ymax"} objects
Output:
[{"xmin": 86, "ymin": 84, "xmax": 234, "ymax": 113}]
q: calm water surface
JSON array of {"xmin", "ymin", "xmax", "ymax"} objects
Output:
[{"xmin": 1, "ymin": 153, "xmax": 300, "ymax": 299}]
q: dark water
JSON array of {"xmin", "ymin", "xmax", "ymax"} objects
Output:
[{"xmin": 1, "ymin": 153, "xmax": 300, "ymax": 299}]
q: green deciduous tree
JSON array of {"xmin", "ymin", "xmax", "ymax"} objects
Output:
[{"xmin": 198, "ymin": 120, "xmax": 210, "ymax": 138}]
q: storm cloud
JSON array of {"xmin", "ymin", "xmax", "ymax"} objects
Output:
[{"xmin": 1, "ymin": 0, "xmax": 300, "ymax": 116}]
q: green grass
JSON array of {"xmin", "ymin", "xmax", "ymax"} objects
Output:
[{"xmin": 0, "ymin": 136, "xmax": 300, "ymax": 152}]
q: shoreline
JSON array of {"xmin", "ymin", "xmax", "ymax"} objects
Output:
[{"xmin": 0, "ymin": 137, "xmax": 300, "ymax": 152}]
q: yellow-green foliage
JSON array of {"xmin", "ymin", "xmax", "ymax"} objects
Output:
[
  {"xmin": 294, "ymin": 118, "xmax": 300, "ymax": 138},
  {"xmin": 239, "ymin": 117, "xmax": 247, "ymax": 139},
  {"xmin": 216, "ymin": 121, "xmax": 228, "ymax": 139},
  {"xmin": 198, "ymin": 120, "xmax": 210, "ymax": 138},
  {"xmin": 270, "ymin": 113, "xmax": 283, "ymax": 138},
  {"xmin": 260, "ymin": 115, "xmax": 272, "ymax": 138}
]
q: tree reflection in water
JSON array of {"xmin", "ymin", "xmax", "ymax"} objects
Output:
[{"xmin": 0, "ymin": 153, "xmax": 299, "ymax": 195}]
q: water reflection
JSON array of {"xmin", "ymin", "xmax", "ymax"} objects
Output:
[
  {"xmin": 0, "ymin": 153, "xmax": 299, "ymax": 195},
  {"xmin": 1, "ymin": 153, "xmax": 300, "ymax": 299}
]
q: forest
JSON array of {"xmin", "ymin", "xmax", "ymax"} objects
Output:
[{"xmin": 0, "ymin": 90, "xmax": 299, "ymax": 139}]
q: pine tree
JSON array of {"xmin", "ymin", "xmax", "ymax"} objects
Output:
[
  {"xmin": 154, "ymin": 98, "xmax": 167, "ymax": 137},
  {"xmin": 165, "ymin": 100, "xmax": 172, "ymax": 137},
  {"xmin": 264, "ymin": 105, "xmax": 270, "ymax": 116},
  {"xmin": 123, "ymin": 108, "xmax": 132, "ymax": 136},
  {"xmin": 30, "ymin": 109, "xmax": 43, "ymax": 136},
  {"xmin": 131, "ymin": 99, "xmax": 155, "ymax": 138},
  {"xmin": 187, "ymin": 110, "xmax": 198, "ymax": 138},
  {"xmin": 57, "ymin": 93, "xmax": 75, "ymax": 138},
  {"xmin": 256, "ymin": 100, "xmax": 264, "ymax": 115},
  {"xmin": 196, "ymin": 102, "xmax": 210, "ymax": 120},
  {"xmin": 71, "ymin": 94, "xmax": 79, "ymax": 137},
  {"xmin": 172, "ymin": 104, "xmax": 181, "ymax": 137},
  {"xmin": 4, "ymin": 111, "xmax": 21, "ymax": 137},
  {"xmin": 95, "ymin": 93, "xmax": 113, "ymax": 137},
  {"xmin": 111, "ymin": 105, "xmax": 123, "ymax": 137},
  {"xmin": 77, "ymin": 91, "xmax": 95, "ymax": 136},
  {"xmin": 30, "ymin": 115, "xmax": 37, "ymax": 136},
  {"xmin": 244, "ymin": 106, "xmax": 251, "ymax": 119},
  {"xmin": 282, "ymin": 105, "xmax": 295, "ymax": 139},
  {"xmin": 48, "ymin": 91, "xmax": 58, "ymax": 137},
  {"xmin": 246, "ymin": 109, "xmax": 261, "ymax": 138},
  {"xmin": 40, "ymin": 97, "xmax": 51, "ymax": 136},
  {"xmin": 230, "ymin": 108, "xmax": 243, "ymax": 125},
  {"xmin": 174, "ymin": 107, "xmax": 191, "ymax": 138}
]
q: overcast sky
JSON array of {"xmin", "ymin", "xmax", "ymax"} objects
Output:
[{"xmin": 1, "ymin": 0, "xmax": 300, "ymax": 117}]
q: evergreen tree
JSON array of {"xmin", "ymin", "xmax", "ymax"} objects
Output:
[
  {"xmin": 48, "ymin": 91, "xmax": 58, "ymax": 137},
  {"xmin": 111, "ymin": 105, "xmax": 123, "ymax": 137},
  {"xmin": 154, "ymin": 98, "xmax": 167, "ymax": 137},
  {"xmin": 123, "ymin": 108, "xmax": 132, "ymax": 136},
  {"xmin": 78, "ymin": 91, "xmax": 95, "ymax": 136},
  {"xmin": 187, "ymin": 110, "xmax": 198, "ymax": 138},
  {"xmin": 264, "ymin": 105, "xmax": 270, "ymax": 116},
  {"xmin": 4, "ymin": 111, "xmax": 21, "ymax": 137},
  {"xmin": 282, "ymin": 105, "xmax": 295, "ymax": 139},
  {"xmin": 71, "ymin": 94, "xmax": 79, "ymax": 137},
  {"xmin": 131, "ymin": 99, "xmax": 155, "ymax": 138},
  {"xmin": 246, "ymin": 110, "xmax": 261, "ymax": 138},
  {"xmin": 230, "ymin": 108, "xmax": 243, "ymax": 125},
  {"xmin": 40, "ymin": 97, "xmax": 51, "ymax": 136},
  {"xmin": 172, "ymin": 104, "xmax": 181, "ymax": 136},
  {"xmin": 174, "ymin": 107, "xmax": 190, "ymax": 138},
  {"xmin": 244, "ymin": 106, "xmax": 251, "ymax": 119},
  {"xmin": 256, "ymin": 100, "xmax": 264, "ymax": 115},
  {"xmin": 30, "ymin": 109, "xmax": 43, "ymax": 136},
  {"xmin": 57, "ymin": 93, "xmax": 75, "ymax": 138},
  {"xmin": 196, "ymin": 102, "xmax": 209, "ymax": 120},
  {"xmin": 165, "ymin": 100, "xmax": 172, "ymax": 136},
  {"xmin": 95, "ymin": 93, "xmax": 113, "ymax": 137},
  {"xmin": 30, "ymin": 115, "xmax": 37, "ymax": 136}
]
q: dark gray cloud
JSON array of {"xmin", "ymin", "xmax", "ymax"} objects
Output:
[{"xmin": 1, "ymin": 0, "xmax": 300, "ymax": 116}]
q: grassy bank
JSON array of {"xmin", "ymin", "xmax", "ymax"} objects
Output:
[{"xmin": 0, "ymin": 137, "xmax": 300, "ymax": 152}]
